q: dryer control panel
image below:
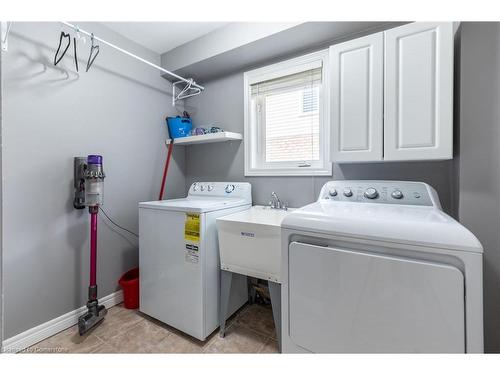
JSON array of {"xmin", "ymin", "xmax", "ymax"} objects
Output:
[{"xmin": 319, "ymin": 180, "xmax": 439, "ymax": 207}]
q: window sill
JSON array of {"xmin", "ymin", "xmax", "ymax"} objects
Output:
[{"xmin": 244, "ymin": 167, "xmax": 332, "ymax": 177}]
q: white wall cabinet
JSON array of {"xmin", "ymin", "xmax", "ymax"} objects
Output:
[
  {"xmin": 330, "ymin": 22, "xmax": 454, "ymax": 163},
  {"xmin": 330, "ymin": 33, "xmax": 384, "ymax": 162},
  {"xmin": 384, "ymin": 22, "xmax": 453, "ymax": 161}
]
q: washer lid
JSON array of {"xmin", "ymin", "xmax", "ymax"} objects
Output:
[
  {"xmin": 281, "ymin": 201, "xmax": 483, "ymax": 253},
  {"xmin": 139, "ymin": 197, "xmax": 249, "ymax": 213}
]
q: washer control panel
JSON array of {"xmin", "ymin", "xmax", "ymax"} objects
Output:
[
  {"xmin": 319, "ymin": 181, "xmax": 436, "ymax": 207},
  {"xmin": 189, "ymin": 182, "xmax": 252, "ymax": 201}
]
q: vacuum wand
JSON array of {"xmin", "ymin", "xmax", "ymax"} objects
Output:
[
  {"xmin": 75, "ymin": 154, "xmax": 108, "ymax": 335},
  {"xmin": 89, "ymin": 208, "xmax": 98, "ymax": 299}
]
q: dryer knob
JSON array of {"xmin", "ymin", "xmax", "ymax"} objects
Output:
[
  {"xmin": 207, "ymin": 185, "xmax": 214, "ymax": 192},
  {"xmin": 225, "ymin": 184, "xmax": 235, "ymax": 193},
  {"xmin": 328, "ymin": 189, "xmax": 337, "ymax": 197},
  {"xmin": 200, "ymin": 185, "xmax": 205, "ymax": 191},
  {"xmin": 364, "ymin": 188, "xmax": 379, "ymax": 199}
]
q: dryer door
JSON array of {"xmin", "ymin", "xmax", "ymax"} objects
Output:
[{"xmin": 288, "ymin": 242, "xmax": 465, "ymax": 353}]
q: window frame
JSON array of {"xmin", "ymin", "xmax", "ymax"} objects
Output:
[{"xmin": 243, "ymin": 49, "xmax": 331, "ymax": 177}]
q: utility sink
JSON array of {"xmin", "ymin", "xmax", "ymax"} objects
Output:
[{"xmin": 216, "ymin": 205, "xmax": 294, "ymax": 283}]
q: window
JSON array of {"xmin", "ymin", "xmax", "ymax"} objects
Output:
[
  {"xmin": 302, "ymin": 87, "xmax": 319, "ymax": 113},
  {"xmin": 244, "ymin": 50, "xmax": 331, "ymax": 176}
]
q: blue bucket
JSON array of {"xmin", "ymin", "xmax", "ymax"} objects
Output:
[{"xmin": 167, "ymin": 117, "xmax": 192, "ymax": 139}]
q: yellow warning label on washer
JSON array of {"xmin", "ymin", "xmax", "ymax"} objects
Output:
[{"xmin": 184, "ymin": 213, "xmax": 200, "ymax": 242}]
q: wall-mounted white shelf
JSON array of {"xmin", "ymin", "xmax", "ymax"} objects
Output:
[{"xmin": 166, "ymin": 131, "xmax": 243, "ymax": 145}]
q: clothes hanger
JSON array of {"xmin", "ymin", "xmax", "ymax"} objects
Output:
[
  {"xmin": 73, "ymin": 37, "xmax": 78, "ymax": 72},
  {"xmin": 172, "ymin": 79, "xmax": 202, "ymax": 105},
  {"xmin": 54, "ymin": 31, "xmax": 71, "ymax": 66},
  {"xmin": 86, "ymin": 33, "xmax": 100, "ymax": 72},
  {"xmin": 72, "ymin": 25, "xmax": 87, "ymax": 72}
]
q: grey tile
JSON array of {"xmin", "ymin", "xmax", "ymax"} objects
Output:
[
  {"xmin": 22, "ymin": 302, "xmax": 272, "ymax": 354},
  {"xmin": 91, "ymin": 305, "xmax": 143, "ymax": 341},
  {"xmin": 226, "ymin": 303, "xmax": 249, "ymax": 327},
  {"xmin": 154, "ymin": 331, "xmax": 207, "ymax": 353},
  {"xmin": 235, "ymin": 303, "xmax": 276, "ymax": 338},
  {"xmin": 104, "ymin": 319, "xmax": 170, "ymax": 353},
  {"xmin": 203, "ymin": 323, "xmax": 267, "ymax": 354},
  {"xmin": 90, "ymin": 343, "xmax": 118, "ymax": 353},
  {"xmin": 27, "ymin": 326, "xmax": 104, "ymax": 354},
  {"xmin": 259, "ymin": 337, "xmax": 280, "ymax": 354}
]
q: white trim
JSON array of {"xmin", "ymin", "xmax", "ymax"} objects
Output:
[
  {"xmin": 244, "ymin": 49, "xmax": 332, "ymax": 177},
  {"xmin": 1, "ymin": 290, "xmax": 123, "ymax": 353},
  {"xmin": 244, "ymin": 167, "xmax": 332, "ymax": 177}
]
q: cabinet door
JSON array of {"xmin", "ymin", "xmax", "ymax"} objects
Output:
[
  {"xmin": 330, "ymin": 32, "xmax": 383, "ymax": 162},
  {"xmin": 384, "ymin": 22, "xmax": 453, "ymax": 161}
]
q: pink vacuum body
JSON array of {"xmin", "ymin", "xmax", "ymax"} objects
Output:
[
  {"xmin": 77, "ymin": 155, "xmax": 107, "ymax": 335},
  {"xmin": 89, "ymin": 210, "xmax": 98, "ymax": 296}
]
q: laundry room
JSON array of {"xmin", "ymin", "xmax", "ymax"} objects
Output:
[{"xmin": 1, "ymin": 1, "xmax": 500, "ymax": 373}]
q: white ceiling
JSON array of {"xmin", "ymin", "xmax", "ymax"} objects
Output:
[{"xmin": 103, "ymin": 22, "xmax": 230, "ymax": 54}]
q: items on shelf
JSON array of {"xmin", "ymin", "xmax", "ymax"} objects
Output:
[
  {"xmin": 166, "ymin": 116, "xmax": 193, "ymax": 139},
  {"xmin": 190, "ymin": 126, "xmax": 223, "ymax": 136}
]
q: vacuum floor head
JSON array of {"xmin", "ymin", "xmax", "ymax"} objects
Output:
[{"xmin": 78, "ymin": 302, "xmax": 107, "ymax": 336}]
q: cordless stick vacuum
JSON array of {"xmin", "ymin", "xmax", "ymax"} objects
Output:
[{"xmin": 74, "ymin": 155, "xmax": 107, "ymax": 335}]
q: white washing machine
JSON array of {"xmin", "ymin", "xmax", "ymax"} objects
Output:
[
  {"xmin": 139, "ymin": 182, "xmax": 251, "ymax": 341},
  {"xmin": 281, "ymin": 180, "xmax": 483, "ymax": 353}
]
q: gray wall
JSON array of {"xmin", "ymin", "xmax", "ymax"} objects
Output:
[
  {"xmin": 185, "ymin": 71, "xmax": 455, "ymax": 213},
  {"xmin": 1, "ymin": 40, "xmax": 3, "ymax": 346},
  {"xmin": 1, "ymin": 22, "xmax": 186, "ymax": 339},
  {"xmin": 459, "ymin": 22, "xmax": 500, "ymax": 353}
]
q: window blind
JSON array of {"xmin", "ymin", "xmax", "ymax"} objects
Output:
[
  {"xmin": 250, "ymin": 67, "xmax": 322, "ymax": 96},
  {"xmin": 251, "ymin": 66, "xmax": 322, "ymax": 164}
]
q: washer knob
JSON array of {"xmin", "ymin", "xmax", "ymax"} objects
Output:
[
  {"xmin": 328, "ymin": 189, "xmax": 337, "ymax": 197},
  {"xmin": 200, "ymin": 184, "xmax": 205, "ymax": 191},
  {"xmin": 364, "ymin": 187, "xmax": 379, "ymax": 199},
  {"xmin": 343, "ymin": 188, "xmax": 353, "ymax": 197},
  {"xmin": 391, "ymin": 190, "xmax": 403, "ymax": 199},
  {"xmin": 207, "ymin": 185, "xmax": 214, "ymax": 192},
  {"xmin": 225, "ymin": 184, "xmax": 235, "ymax": 193},
  {"xmin": 192, "ymin": 183, "xmax": 199, "ymax": 191}
]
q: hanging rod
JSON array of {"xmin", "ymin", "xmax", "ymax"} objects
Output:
[{"xmin": 60, "ymin": 21, "xmax": 204, "ymax": 91}]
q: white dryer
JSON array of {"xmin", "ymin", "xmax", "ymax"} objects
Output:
[
  {"xmin": 281, "ymin": 180, "xmax": 483, "ymax": 353},
  {"xmin": 139, "ymin": 182, "xmax": 251, "ymax": 341}
]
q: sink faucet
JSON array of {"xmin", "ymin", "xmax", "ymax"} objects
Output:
[{"xmin": 270, "ymin": 192, "xmax": 287, "ymax": 210}]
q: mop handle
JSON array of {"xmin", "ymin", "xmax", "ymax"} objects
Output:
[
  {"xmin": 90, "ymin": 209, "xmax": 98, "ymax": 292},
  {"xmin": 159, "ymin": 141, "xmax": 174, "ymax": 200}
]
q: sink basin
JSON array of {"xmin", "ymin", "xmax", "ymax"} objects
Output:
[{"xmin": 216, "ymin": 205, "xmax": 294, "ymax": 283}]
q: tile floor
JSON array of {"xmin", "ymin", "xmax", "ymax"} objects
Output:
[{"xmin": 25, "ymin": 303, "xmax": 279, "ymax": 354}]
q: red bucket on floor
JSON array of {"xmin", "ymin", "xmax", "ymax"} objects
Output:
[{"xmin": 119, "ymin": 267, "xmax": 139, "ymax": 309}]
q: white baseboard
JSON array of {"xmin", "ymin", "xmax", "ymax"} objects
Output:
[{"xmin": 2, "ymin": 290, "xmax": 123, "ymax": 353}]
